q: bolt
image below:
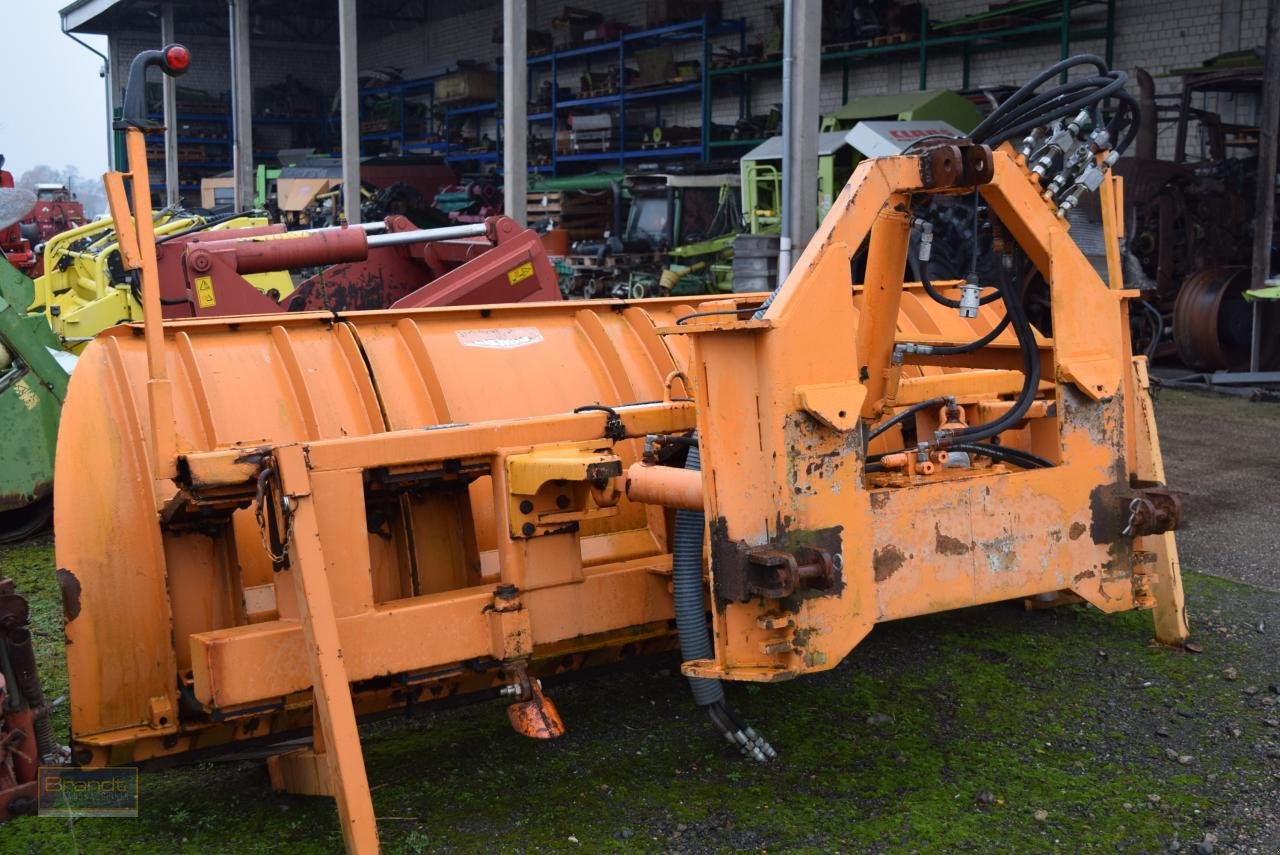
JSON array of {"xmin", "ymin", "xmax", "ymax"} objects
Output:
[
  {"xmin": 521, "ymin": 522, "xmax": 536, "ymax": 537},
  {"xmin": 519, "ymin": 499, "xmax": 534, "ymax": 514},
  {"xmin": 556, "ymin": 494, "xmax": 570, "ymax": 509}
]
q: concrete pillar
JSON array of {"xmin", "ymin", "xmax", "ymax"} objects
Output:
[
  {"xmin": 1219, "ymin": 0, "xmax": 1243, "ymax": 54},
  {"xmin": 229, "ymin": 0, "xmax": 254, "ymax": 210},
  {"xmin": 160, "ymin": 4, "xmax": 180, "ymax": 207},
  {"xmin": 339, "ymin": 0, "xmax": 361, "ymax": 224},
  {"xmin": 108, "ymin": 35, "xmax": 122, "ymax": 170},
  {"xmin": 1248, "ymin": 0, "xmax": 1280, "ymax": 371},
  {"xmin": 782, "ymin": 0, "xmax": 822, "ymax": 274},
  {"xmin": 502, "ymin": 0, "xmax": 528, "ymax": 225}
]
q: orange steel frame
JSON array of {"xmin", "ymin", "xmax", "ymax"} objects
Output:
[{"xmin": 59, "ymin": 141, "xmax": 1186, "ymax": 855}]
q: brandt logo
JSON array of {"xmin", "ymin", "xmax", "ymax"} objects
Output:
[{"xmin": 456, "ymin": 327, "xmax": 545, "ymax": 349}]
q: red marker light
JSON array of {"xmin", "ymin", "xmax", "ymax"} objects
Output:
[{"xmin": 164, "ymin": 45, "xmax": 191, "ymax": 73}]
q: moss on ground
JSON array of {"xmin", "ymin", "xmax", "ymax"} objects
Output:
[{"xmin": 3, "ymin": 536, "xmax": 1276, "ymax": 853}]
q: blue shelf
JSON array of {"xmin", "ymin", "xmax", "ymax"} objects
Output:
[
  {"xmin": 446, "ymin": 151, "xmax": 499, "ymax": 163},
  {"xmin": 254, "ymin": 115, "xmax": 326, "ymax": 125},
  {"xmin": 404, "ymin": 140, "xmax": 448, "ymax": 153},
  {"xmin": 445, "ymin": 101, "xmax": 498, "ymax": 117},
  {"xmin": 555, "ymin": 92, "xmax": 619, "ymax": 109},
  {"xmin": 176, "ymin": 136, "xmax": 230, "ymax": 145},
  {"xmin": 626, "ymin": 81, "xmax": 702, "ymax": 102}
]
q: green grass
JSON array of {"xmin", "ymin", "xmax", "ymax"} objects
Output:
[{"xmin": 3, "ymin": 536, "xmax": 1273, "ymax": 853}]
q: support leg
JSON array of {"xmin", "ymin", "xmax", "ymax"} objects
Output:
[
  {"xmin": 274, "ymin": 445, "xmax": 380, "ymax": 854},
  {"xmin": 1130, "ymin": 358, "xmax": 1190, "ymax": 645}
]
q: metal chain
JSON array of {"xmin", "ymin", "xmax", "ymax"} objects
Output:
[
  {"xmin": 1121, "ymin": 497, "xmax": 1143, "ymax": 537},
  {"xmin": 254, "ymin": 466, "xmax": 296, "ymax": 566}
]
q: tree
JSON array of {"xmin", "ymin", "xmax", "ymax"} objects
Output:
[{"xmin": 15, "ymin": 163, "xmax": 108, "ymax": 219}]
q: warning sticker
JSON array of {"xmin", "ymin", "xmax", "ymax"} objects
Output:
[
  {"xmin": 195, "ymin": 275, "xmax": 217, "ymax": 309},
  {"xmin": 456, "ymin": 327, "xmax": 544, "ymax": 350},
  {"xmin": 507, "ymin": 261, "xmax": 535, "ymax": 286}
]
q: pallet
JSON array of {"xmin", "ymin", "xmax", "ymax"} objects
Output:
[
  {"xmin": 872, "ymin": 32, "xmax": 912, "ymax": 46},
  {"xmin": 567, "ymin": 251, "xmax": 662, "ymax": 270}
]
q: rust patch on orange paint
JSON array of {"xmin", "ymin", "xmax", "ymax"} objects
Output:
[
  {"xmin": 873, "ymin": 545, "xmax": 907, "ymax": 581},
  {"xmin": 934, "ymin": 523, "xmax": 971, "ymax": 556},
  {"xmin": 1069, "ymin": 522, "xmax": 1087, "ymax": 540},
  {"xmin": 870, "ymin": 492, "xmax": 890, "ymax": 510},
  {"xmin": 58, "ymin": 568, "xmax": 82, "ymax": 623},
  {"xmin": 1073, "ymin": 569, "xmax": 1097, "ymax": 584},
  {"xmin": 980, "ymin": 535, "xmax": 1017, "ymax": 574}
]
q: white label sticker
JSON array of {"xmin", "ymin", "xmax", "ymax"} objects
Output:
[{"xmin": 455, "ymin": 327, "xmax": 544, "ymax": 350}]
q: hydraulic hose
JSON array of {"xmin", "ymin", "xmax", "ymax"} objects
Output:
[
  {"xmin": 928, "ymin": 313, "xmax": 1011, "ymax": 356},
  {"xmin": 936, "ymin": 260, "xmax": 1042, "ymax": 446},
  {"xmin": 672, "ymin": 442, "xmax": 722, "ymax": 708},
  {"xmin": 969, "ymin": 54, "xmax": 1110, "ymax": 142},
  {"xmin": 866, "ymin": 396, "xmax": 950, "ymax": 445},
  {"xmin": 920, "ymin": 259, "xmax": 1002, "ymax": 309},
  {"xmin": 670, "ymin": 441, "xmax": 776, "ymax": 762}
]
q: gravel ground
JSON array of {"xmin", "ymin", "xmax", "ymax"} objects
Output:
[{"xmin": 1154, "ymin": 388, "xmax": 1280, "ymax": 591}]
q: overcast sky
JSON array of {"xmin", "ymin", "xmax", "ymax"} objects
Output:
[{"xmin": 1, "ymin": 1, "xmax": 111, "ymax": 177}]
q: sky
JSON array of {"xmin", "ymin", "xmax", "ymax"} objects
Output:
[{"xmin": 0, "ymin": 0, "xmax": 111, "ymax": 178}]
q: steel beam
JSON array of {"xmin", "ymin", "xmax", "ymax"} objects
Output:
[
  {"xmin": 229, "ymin": 0, "xmax": 254, "ymax": 210},
  {"xmin": 339, "ymin": 0, "xmax": 361, "ymax": 225},
  {"xmin": 160, "ymin": 4, "xmax": 179, "ymax": 207},
  {"xmin": 502, "ymin": 0, "xmax": 528, "ymax": 225}
]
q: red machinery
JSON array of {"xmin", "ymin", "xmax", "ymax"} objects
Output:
[
  {"xmin": 0, "ymin": 159, "xmax": 84, "ymax": 277},
  {"xmin": 0, "ymin": 579, "xmax": 59, "ymax": 820},
  {"xmin": 151, "ymin": 214, "xmax": 561, "ymax": 318},
  {"xmin": 0, "ymin": 164, "xmax": 36, "ymax": 275}
]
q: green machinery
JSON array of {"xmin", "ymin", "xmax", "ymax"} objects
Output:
[
  {"xmin": 0, "ymin": 256, "xmax": 71, "ymax": 540},
  {"xmin": 741, "ymin": 90, "xmax": 983, "ymax": 235},
  {"xmin": 609, "ymin": 172, "xmax": 742, "ymax": 298},
  {"xmin": 818, "ymin": 88, "xmax": 981, "ymax": 132},
  {"xmin": 740, "ymin": 133, "xmax": 857, "ymax": 234}
]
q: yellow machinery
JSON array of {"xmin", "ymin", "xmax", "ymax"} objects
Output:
[
  {"xmin": 55, "ymin": 52, "xmax": 1184, "ymax": 853},
  {"xmin": 31, "ymin": 212, "xmax": 293, "ymax": 352}
]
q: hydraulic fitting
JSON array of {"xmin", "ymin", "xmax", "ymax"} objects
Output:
[
  {"xmin": 913, "ymin": 218, "xmax": 934, "ymax": 263},
  {"xmin": 958, "ymin": 272, "xmax": 982, "ymax": 318}
]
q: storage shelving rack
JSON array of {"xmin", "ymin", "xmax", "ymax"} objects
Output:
[
  {"xmin": 706, "ymin": 0, "xmax": 1116, "ymax": 158},
  {"xmin": 418, "ymin": 16, "xmax": 747, "ymax": 176},
  {"xmin": 146, "ymin": 112, "xmax": 232, "ymax": 195},
  {"xmin": 348, "ymin": 1, "xmax": 1116, "ymax": 177},
  {"xmin": 147, "ymin": 111, "xmax": 331, "ymax": 199},
  {"xmin": 358, "ymin": 76, "xmax": 447, "ymax": 156}
]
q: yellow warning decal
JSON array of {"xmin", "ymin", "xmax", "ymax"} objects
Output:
[
  {"xmin": 195, "ymin": 275, "xmax": 217, "ymax": 308},
  {"xmin": 507, "ymin": 261, "xmax": 534, "ymax": 286}
]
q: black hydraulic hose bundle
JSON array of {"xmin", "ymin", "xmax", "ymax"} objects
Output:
[
  {"xmin": 671, "ymin": 442, "xmax": 776, "ymax": 762},
  {"xmin": 934, "ymin": 260, "xmax": 1042, "ymax": 447},
  {"xmin": 968, "ymin": 54, "xmax": 1135, "ymax": 153},
  {"xmin": 863, "ymin": 441, "xmax": 1052, "ymax": 474}
]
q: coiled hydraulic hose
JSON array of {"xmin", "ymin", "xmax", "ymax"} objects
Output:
[{"xmin": 671, "ymin": 441, "xmax": 776, "ymax": 762}]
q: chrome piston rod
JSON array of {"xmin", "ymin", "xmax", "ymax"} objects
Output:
[{"xmin": 366, "ymin": 223, "xmax": 490, "ymax": 247}]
